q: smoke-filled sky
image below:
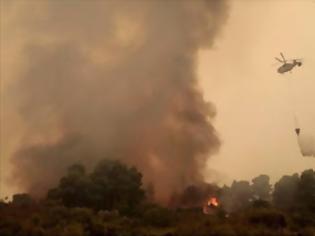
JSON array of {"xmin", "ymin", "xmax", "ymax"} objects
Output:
[
  {"xmin": 200, "ymin": 0, "xmax": 315, "ymax": 184},
  {"xmin": 1, "ymin": 0, "xmax": 315, "ymax": 200}
]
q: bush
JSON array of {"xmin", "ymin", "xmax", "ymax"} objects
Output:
[
  {"xmin": 62, "ymin": 223, "xmax": 85, "ymax": 236},
  {"xmin": 142, "ymin": 205, "xmax": 176, "ymax": 227},
  {"xmin": 12, "ymin": 193, "xmax": 34, "ymax": 207},
  {"xmin": 247, "ymin": 208, "xmax": 287, "ymax": 229}
]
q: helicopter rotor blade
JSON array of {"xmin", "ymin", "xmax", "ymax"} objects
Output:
[
  {"xmin": 280, "ymin": 52, "xmax": 286, "ymax": 63},
  {"xmin": 280, "ymin": 52, "xmax": 286, "ymax": 62},
  {"xmin": 286, "ymin": 58, "xmax": 303, "ymax": 62},
  {"xmin": 275, "ymin": 57, "xmax": 284, "ymax": 63}
]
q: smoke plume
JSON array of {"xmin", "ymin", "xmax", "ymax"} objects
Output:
[{"xmin": 4, "ymin": 0, "xmax": 229, "ymax": 202}]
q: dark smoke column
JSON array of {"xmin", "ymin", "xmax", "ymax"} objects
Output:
[{"xmin": 8, "ymin": 0, "xmax": 229, "ymax": 203}]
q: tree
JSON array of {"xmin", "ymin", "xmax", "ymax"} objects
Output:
[
  {"xmin": 12, "ymin": 193, "xmax": 34, "ymax": 207},
  {"xmin": 47, "ymin": 164, "xmax": 91, "ymax": 207},
  {"xmin": 47, "ymin": 160, "xmax": 145, "ymax": 213},
  {"xmin": 251, "ymin": 175, "xmax": 272, "ymax": 201},
  {"xmin": 90, "ymin": 160, "xmax": 145, "ymax": 212},
  {"xmin": 297, "ymin": 169, "xmax": 315, "ymax": 211},
  {"xmin": 273, "ymin": 173, "xmax": 299, "ymax": 209},
  {"xmin": 221, "ymin": 181, "xmax": 252, "ymax": 212},
  {"xmin": 230, "ymin": 180, "xmax": 252, "ymax": 210},
  {"xmin": 178, "ymin": 185, "xmax": 205, "ymax": 208}
]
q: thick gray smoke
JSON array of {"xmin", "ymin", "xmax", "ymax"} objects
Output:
[
  {"xmin": 6, "ymin": 0, "xmax": 229, "ymax": 203},
  {"xmin": 298, "ymin": 132, "xmax": 315, "ymax": 157}
]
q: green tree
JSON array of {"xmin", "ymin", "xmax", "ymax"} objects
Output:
[
  {"xmin": 12, "ymin": 193, "xmax": 34, "ymax": 207},
  {"xmin": 233, "ymin": 181, "xmax": 252, "ymax": 211},
  {"xmin": 273, "ymin": 173, "xmax": 299, "ymax": 209},
  {"xmin": 251, "ymin": 174, "xmax": 272, "ymax": 201},
  {"xmin": 47, "ymin": 164, "xmax": 91, "ymax": 207},
  {"xmin": 222, "ymin": 181, "xmax": 252, "ymax": 212},
  {"xmin": 47, "ymin": 160, "xmax": 145, "ymax": 213},
  {"xmin": 297, "ymin": 169, "xmax": 315, "ymax": 211},
  {"xmin": 90, "ymin": 160, "xmax": 145, "ymax": 213}
]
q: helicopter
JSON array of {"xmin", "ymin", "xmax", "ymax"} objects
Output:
[{"xmin": 275, "ymin": 52, "xmax": 302, "ymax": 74}]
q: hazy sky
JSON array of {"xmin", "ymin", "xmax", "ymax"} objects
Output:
[
  {"xmin": 1, "ymin": 0, "xmax": 315, "ymax": 198},
  {"xmin": 200, "ymin": 0, "xmax": 315, "ymax": 184}
]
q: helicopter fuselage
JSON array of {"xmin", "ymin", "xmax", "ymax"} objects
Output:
[
  {"xmin": 277, "ymin": 61, "xmax": 302, "ymax": 74},
  {"xmin": 277, "ymin": 63, "xmax": 296, "ymax": 73}
]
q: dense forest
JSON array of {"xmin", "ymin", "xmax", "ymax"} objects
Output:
[{"xmin": 1, "ymin": 160, "xmax": 315, "ymax": 236}]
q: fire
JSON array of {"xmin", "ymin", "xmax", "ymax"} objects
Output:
[
  {"xmin": 203, "ymin": 197, "xmax": 219, "ymax": 214},
  {"xmin": 208, "ymin": 197, "xmax": 219, "ymax": 207}
]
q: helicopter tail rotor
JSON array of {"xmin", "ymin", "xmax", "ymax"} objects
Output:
[{"xmin": 292, "ymin": 59, "xmax": 303, "ymax": 66}]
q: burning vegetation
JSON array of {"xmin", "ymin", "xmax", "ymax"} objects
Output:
[
  {"xmin": 207, "ymin": 197, "xmax": 219, "ymax": 208},
  {"xmin": 1, "ymin": 160, "xmax": 315, "ymax": 235},
  {"xmin": 1, "ymin": 1, "xmax": 315, "ymax": 235},
  {"xmin": 203, "ymin": 197, "xmax": 219, "ymax": 215}
]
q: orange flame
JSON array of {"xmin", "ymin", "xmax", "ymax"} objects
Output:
[
  {"xmin": 207, "ymin": 197, "xmax": 219, "ymax": 207},
  {"xmin": 203, "ymin": 197, "xmax": 219, "ymax": 214}
]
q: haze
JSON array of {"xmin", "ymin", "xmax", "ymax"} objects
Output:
[
  {"xmin": 1, "ymin": 0, "xmax": 315, "ymax": 199},
  {"xmin": 200, "ymin": 0, "xmax": 315, "ymax": 184}
]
